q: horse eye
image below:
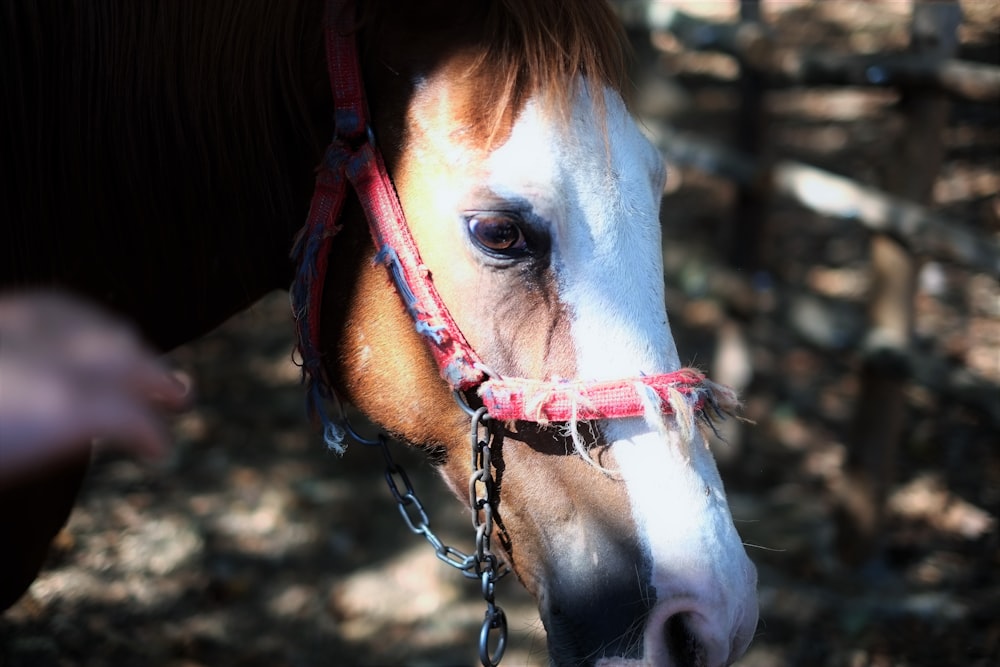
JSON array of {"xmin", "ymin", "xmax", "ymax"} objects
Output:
[{"xmin": 468, "ymin": 214, "xmax": 528, "ymax": 256}]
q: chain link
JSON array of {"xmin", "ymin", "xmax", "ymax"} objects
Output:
[
  {"xmin": 467, "ymin": 406, "xmax": 508, "ymax": 667},
  {"xmin": 352, "ymin": 397, "xmax": 508, "ymax": 666}
]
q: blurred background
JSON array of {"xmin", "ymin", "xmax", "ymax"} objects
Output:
[{"xmin": 2, "ymin": 1, "xmax": 997, "ymax": 665}]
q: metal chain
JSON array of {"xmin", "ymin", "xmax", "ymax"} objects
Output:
[
  {"xmin": 344, "ymin": 397, "xmax": 508, "ymax": 666},
  {"xmin": 467, "ymin": 405, "xmax": 508, "ymax": 667}
]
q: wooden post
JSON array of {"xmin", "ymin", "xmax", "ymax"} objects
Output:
[
  {"xmin": 834, "ymin": 1, "xmax": 961, "ymax": 568},
  {"xmin": 728, "ymin": 0, "xmax": 768, "ymax": 273}
]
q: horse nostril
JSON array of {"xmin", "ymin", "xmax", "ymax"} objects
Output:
[{"xmin": 664, "ymin": 613, "xmax": 708, "ymax": 667}]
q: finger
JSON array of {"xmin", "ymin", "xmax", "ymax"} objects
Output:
[
  {"xmin": 0, "ymin": 291, "xmax": 130, "ymax": 349},
  {"xmin": 0, "ymin": 397, "xmax": 170, "ymax": 485},
  {"xmin": 119, "ymin": 361, "xmax": 193, "ymax": 413},
  {"xmin": 0, "ymin": 291, "xmax": 164, "ymax": 384},
  {"xmin": 36, "ymin": 325, "xmax": 194, "ymax": 413},
  {"xmin": 0, "ymin": 362, "xmax": 176, "ymax": 482},
  {"xmin": 78, "ymin": 394, "xmax": 174, "ymax": 462}
]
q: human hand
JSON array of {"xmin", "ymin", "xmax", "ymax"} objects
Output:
[{"xmin": 0, "ymin": 291, "xmax": 190, "ymax": 484}]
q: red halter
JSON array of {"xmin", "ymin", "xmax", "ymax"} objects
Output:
[{"xmin": 291, "ymin": 0, "xmax": 736, "ymax": 432}]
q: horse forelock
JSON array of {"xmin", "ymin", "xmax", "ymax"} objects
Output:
[
  {"xmin": 470, "ymin": 0, "xmax": 632, "ymax": 146},
  {"xmin": 361, "ymin": 0, "xmax": 630, "ymax": 151},
  {"xmin": 359, "ymin": 0, "xmax": 631, "ymax": 148}
]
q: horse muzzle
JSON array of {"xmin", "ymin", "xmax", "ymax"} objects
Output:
[
  {"xmin": 540, "ymin": 562, "xmax": 758, "ymax": 667},
  {"xmin": 527, "ymin": 419, "xmax": 759, "ymax": 667}
]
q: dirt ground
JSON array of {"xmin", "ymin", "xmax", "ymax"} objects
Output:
[{"xmin": 2, "ymin": 2, "xmax": 998, "ymax": 666}]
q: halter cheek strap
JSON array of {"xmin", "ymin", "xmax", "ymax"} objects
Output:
[{"xmin": 290, "ymin": 0, "xmax": 737, "ymax": 433}]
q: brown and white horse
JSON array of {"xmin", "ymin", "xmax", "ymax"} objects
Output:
[{"xmin": 0, "ymin": 1, "xmax": 757, "ymax": 664}]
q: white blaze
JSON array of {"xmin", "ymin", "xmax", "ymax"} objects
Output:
[{"xmin": 484, "ymin": 85, "xmax": 758, "ymax": 662}]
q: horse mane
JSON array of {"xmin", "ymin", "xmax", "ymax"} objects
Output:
[
  {"xmin": 73, "ymin": 0, "xmax": 328, "ymax": 222},
  {"xmin": 1, "ymin": 0, "xmax": 328, "ymax": 287},
  {"xmin": 470, "ymin": 0, "xmax": 633, "ymax": 145}
]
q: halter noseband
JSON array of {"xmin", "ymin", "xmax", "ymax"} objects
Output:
[{"xmin": 290, "ymin": 0, "xmax": 736, "ymax": 442}]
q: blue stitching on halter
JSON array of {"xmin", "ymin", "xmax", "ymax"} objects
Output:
[
  {"xmin": 334, "ymin": 108, "xmax": 366, "ymax": 142},
  {"xmin": 375, "ymin": 245, "xmax": 446, "ymax": 344},
  {"xmin": 308, "ymin": 382, "xmax": 348, "ymax": 454},
  {"xmin": 415, "ymin": 319, "xmax": 447, "ymax": 342},
  {"xmin": 375, "ymin": 246, "xmax": 415, "ymax": 305}
]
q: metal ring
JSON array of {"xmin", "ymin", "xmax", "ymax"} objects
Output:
[
  {"xmin": 478, "ymin": 606, "xmax": 508, "ymax": 667},
  {"xmin": 453, "ymin": 390, "xmax": 483, "ymax": 419},
  {"xmin": 341, "ymin": 413, "xmax": 384, "ymax": 447}
]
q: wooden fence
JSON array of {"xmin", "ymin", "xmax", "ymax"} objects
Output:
[{"xmin": 615, "ymin": 0, "xmax": 1000, "ymax": 565}]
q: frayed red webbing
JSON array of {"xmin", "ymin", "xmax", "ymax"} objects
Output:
[
  {"xmin": 325, "ymin": 0, "xmax": 486, "ymax": 390},
  {"xmin": 345, "ymin": 140, "xmax": 487, "ymax": 390},
  {"xmin": 478, "ymin": 368, "xmax": 729, "ymax": 422}
]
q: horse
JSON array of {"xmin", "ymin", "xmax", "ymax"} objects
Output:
[{"xmin": 0, "ymin": 1, "xmax": 759, "ymax": 664}]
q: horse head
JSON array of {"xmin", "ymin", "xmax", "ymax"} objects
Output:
[{"xmin": 316, "ymin": 1, "xmax": 758, "ymax": 664}]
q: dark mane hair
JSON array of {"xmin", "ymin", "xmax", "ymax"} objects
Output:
[{"xmin": 1, "ymin": 0, "xmax": 328, "ymax": 303}]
